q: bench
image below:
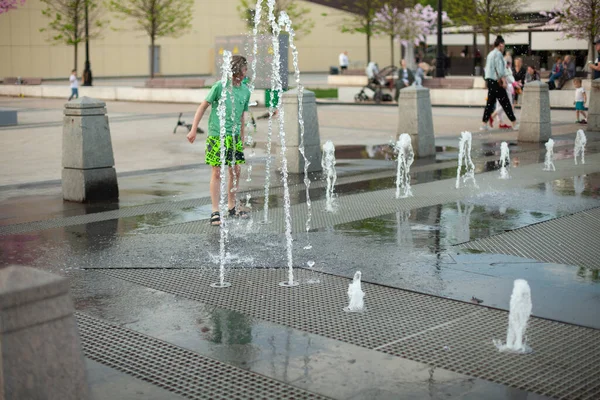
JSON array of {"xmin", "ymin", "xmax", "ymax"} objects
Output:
[
  {"xmin": 422, "ymin": 78, "xmax": 474, "ymax": 89},
  {"xmin": 145, "ymin": 78, "xmax": 206, "ymax": 89},
  {"xmin": 1, "ymin": 77, "xmax": 43, "ymax": 85}
]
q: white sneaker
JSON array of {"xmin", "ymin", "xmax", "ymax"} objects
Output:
[
  {"xmin": 512, "ymin": 123, "xmax": 520, "ymax": 131},
  {"xmin": 480, "ymin": 125, "xmax": 490, "ymax": 131}
]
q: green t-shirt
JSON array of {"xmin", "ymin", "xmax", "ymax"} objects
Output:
[{"xmin": 206, "ymin": 81, "xmax": 250, "ymax": 137}]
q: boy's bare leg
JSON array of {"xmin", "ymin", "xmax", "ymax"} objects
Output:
[
  {"xmin": 228, "ymin": 165, "xmax": 241, "ymax": 210},
  {"xmin": 582, "ymin": 111, "xmax": 588, "ymax": 119},
  {"xmin": 210, "ymin": 167, "xmax": 221, "ymax": 213}
]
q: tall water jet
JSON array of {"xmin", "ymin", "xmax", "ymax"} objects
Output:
[
  {"xmin": 543, "ymin": 138, "xmax": 556, "ymax": 171},
  {"xmin": 279, "ymin": 11, "xmax": 314, "ymax": 250},
  {"xmin": 455, "ymin": 131, "xmax": 478, "ymax": 189},
  {"xmin": 344, "ymin": 271, "xmax": 365, "ymax": 312},
  {"xmin": 499, "ymin": 141, "xmax": 510, "ymax": 179},
  {"xmin": 210, "ymin": 50, "xmax": 234, "ymax": 289},
  {"xmin": 493, "ymin": 279, "xmax": 533, "ymax": 354},
  {"xmin": 574, "ymin": 129, "xmax": 586, "ymax": 165},
  {"xmin": 266, "ymin": 4, "xmax": 297, "ymax": 287},
  {"xmin": 321, "ymin": 140, "xmax": 337, "ymax": 212},
  {"xmin": 456, "ymin": 201, "xmax": 474, "ymax": 244},
  {"xmin": 394, "ymin": 134, "xmax": 415, "ymax": 199},
  {"xmin": 246, "ymin": 0, "xmax": 263, "ymax": 186}
]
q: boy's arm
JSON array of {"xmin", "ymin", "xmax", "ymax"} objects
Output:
[
  {"xmin": 187, "ymin": 101, "xmax": 210, "ymax": 143},
  {"xmin": 240, "ymin": 112, "xmax": 245, "ymax": 144},
  {"xmin": 584, "ymin": 92, "xmax": 588, "ymax": 104}
]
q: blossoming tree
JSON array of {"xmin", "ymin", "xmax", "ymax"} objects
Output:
[
  {"xmin": 0, "ymin": 0, "xmax": 25, "ymax": 14},
  {"xmin": 541, "ymin": 0, "xmax": 600, "ymax": 65}
]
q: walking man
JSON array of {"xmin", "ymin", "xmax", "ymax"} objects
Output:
[
  {"xmin": 481, "ymin": 36, "xmax": 518, "ymax": 131},
  {"xmin": 339, "ymin": 51, "xmax": 349, "ymax": 74}
]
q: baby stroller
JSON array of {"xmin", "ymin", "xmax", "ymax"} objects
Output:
[{"xmin": 355, "ymin": 64, "xmax": 397, "ymax": 104}]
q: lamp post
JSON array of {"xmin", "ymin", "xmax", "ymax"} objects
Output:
[
  {"xmin": 435, "ymin": 0, "xmax": 445, "ymax": 78},
  {"xmin": 82, "ymin": 0, "xmax": 92, "ymax": 86}
]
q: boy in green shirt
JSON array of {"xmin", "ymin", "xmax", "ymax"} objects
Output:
[{"xmin": 187, "ymin": 55, "xmax": 251, "ymax": 226}]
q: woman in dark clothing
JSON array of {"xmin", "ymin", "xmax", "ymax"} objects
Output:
[{"xmin": 512, "ymin": 57, "xmax": 526, "ymax": 104}]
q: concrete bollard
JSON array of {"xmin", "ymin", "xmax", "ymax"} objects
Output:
[
  {"xmin": 518, "ymin": 81, "xmax": 551, "ymax": 142},
  {"xmin": 279, "ymin": 88, "xmax": 322, "ymax": 174},
  {"xmin": 0, "ymin": 266, "xmax": 89, "ymax": 400},
  {"xmin": 396, "ymin": 86, "xmax": 435, "ymax": 158},
  {"xmin": 587, "ymin": 78, "xmax": 600, "ymax": 131},
  {"xmin": 62, "ymin": 97, "xmax": 119, "ymax": 202}
]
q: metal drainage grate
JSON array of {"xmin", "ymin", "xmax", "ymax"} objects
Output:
[
  {"xmin": 457, "ymin": 207, "xmax": 600, "ymax": 269},
  {"xmin": 76, "ymin": 312, "xmax": 328, "ymax": 400},
  {"xmin": 143, "ymin": 153, "xmax": 600, "ymax": 236},
  {"xmin": 98, "ymin": 268, "xmax": 600, "ymax": 399}
]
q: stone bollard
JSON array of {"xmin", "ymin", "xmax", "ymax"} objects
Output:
[
  {"xmin": 518, "ymin": 81, "xmax": 551, "ymax": 142},
  {"xmin": 278, "ymin": 88, "xmax": 322, "ymax": 173},
  {"xmin": 62, "ymin": 97, "xmax": 119, "ymax": 202},
  {"xmin": 0, "ymin": 266, "xmax": 89, "ymax": 400},
  {"xmin": 396, "ymin": 86, "xmax": 435, "ymax": 157},
  {"xmin": 587, "ymin": 78, "xmax": 600, "ymax": 131}
]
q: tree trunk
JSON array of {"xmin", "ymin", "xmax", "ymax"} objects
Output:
[
  {"xmin": 590, "ymin": 36, "xmax": 595, "ymax": 81},
  {"xmin": 390, "ymin": 35, "xmax": 395, "ymax": 66},
  {"xmin": 74, "ymin": 44, "xmax": 78, "ymax": 71},
  {"xmin": 150, "ymin": 36, "xmax": 155, "ymax": 78},
  {"xmin": 484, "ymin": 29, "xmax": 490, "ymax": 62}
]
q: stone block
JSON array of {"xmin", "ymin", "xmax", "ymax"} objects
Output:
[
  {"xmin": 518, "ymin": 81, "xmax": 551, "ymax": 143},
  {"xmin": 280, "ymin": 89, "xmax": 322, "ymax": 173},
  {"xmin": 62, "ymin": 167, "xmax": 118, "ymax": 202},
  {"xmin": 0, "ymin": 109, "xmax": 17, "ymax": 126},
  {"xmin": 0, "ymin": 266, "xmax": 89, "ymax": 400},
  {"xmin": 397, "ymin": 86, "xmax": 435, "ymax": 157},
  {"xmin": 588, "ymin": 78, "xmax": 600, "ymax": 131}
]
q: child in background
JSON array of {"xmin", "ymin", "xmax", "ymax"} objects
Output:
[
  {"xmin": 574, "ymin": 78, "xmax": 588, "ymax": 125},
  {"xmin": 68, "ymin": 69, "xmax": 79, "ymax": 101}
]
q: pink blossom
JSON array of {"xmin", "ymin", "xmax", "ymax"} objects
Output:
[
  {"xmin": 541, "ymin": 0, "xmax": 600, "ymax": 41},
  {"xmin": 0, "ymin": 0, "xmax": 25, "ymax": 15},
  {"xmin": 376, "ymin": 4, "xmax": 450, "ymax": 46}
]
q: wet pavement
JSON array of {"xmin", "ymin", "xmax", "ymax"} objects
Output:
[{"xmin": 1, "ymin": 98, "xmax": 600, "ymax": 399}]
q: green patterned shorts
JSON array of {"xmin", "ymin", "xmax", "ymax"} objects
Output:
[{"xmin": 205, "ymin": 136, "xmax": 245, "ymax": 167}]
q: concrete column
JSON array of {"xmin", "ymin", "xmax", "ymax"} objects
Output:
[
  {"xmin": 278, "ymin": 88, "xmax": 322, "ymax": 174},
  {"xmin": 518, "ymin": 81, "xmax": 551, "ymax": 143},
  {"xmin": 397, "ymin": 86, "xmax": 435, "ymax": 158},
  {"xmin": 587, "ymin": 78, "xmax": 600, "ymax": 131},
  {"xmin": 0, "ymin": 266, "xmax": 89, "ymax": 400},
  {"xmin": 62, "ymin": 97, "xmax": 118, "ymax": 202}
]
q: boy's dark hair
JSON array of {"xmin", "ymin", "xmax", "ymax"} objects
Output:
[
  {"xmin": 494, "ymin": 36, "xmax": 505, "ymax": 47},
  {"xmin": 574, "ymin": 78, "xmax": 582, "ymax": 84},
  {"xmin": 231, "ymin": 55, "xmax": 247, "ymax": 77},
  {"xmin": 72, "ymin": 69, "xmax": 76, "ymax": 73}
]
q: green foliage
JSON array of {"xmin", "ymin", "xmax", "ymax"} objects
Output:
[
  {"xmin": 335, "ymin": 0, "xmax": 385, "ymax": 62},
  {"xmin": 107, "ymin": 0, "xmax": 194, "ymax": 41},
  {"xmin": 40, "ymin": 0, "xmax": 107, "ymax": 46},
  {"xmin": 237, "ymin": 0, "xmax": 315, "ymax": 39},
  {"xmin": 307, "ymin": 87, "xmax": 338, "ymax": 98},
  {"xmin": 445, "ymin": 0, "xmax": 522, "ymax": 54}
]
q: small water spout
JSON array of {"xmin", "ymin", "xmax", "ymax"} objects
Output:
[
  {"xmin": 394, "ymin": 134, "xmax": 415, "ymax": 198},
  {"xmin": 574, "ymin": 175, "xmax": 586, "ymax": 196},
  {"xmin": 321, "ymin": 140, "xmax": 337, "ymax": 212},
  {"xmin": 345, "ymin": 271, "xmax": 365, "ymax": 312},
  {"xmin": 493, "ymin": 279, "xmax": 533, "ymax": 354},
  {"xmin": 210, "ymin": 50, "xmax": 234, "ymax": 289},
  {"xmin": 499, "ymin": 141, "xmax": 510, "ymax": 179},
  {"xmin": 456, "ymin": 131, "xmax": 478, "ymax": 189},
  {"xmin": 574, "ymin": 130, "xmax": 586, "ymax": 165},
  {"xmin": 543, "ymin": 139, "xmax": 555, "ymax": 171}
]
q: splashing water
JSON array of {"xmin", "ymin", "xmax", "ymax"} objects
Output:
[
  {"xmin": 266, "ymin": 4, "xmax": 297, "ymax": 287},
  {"xmin": 455, "ymin": 131, "xmax": 478, "ymax": 189},
  {"xmin": 574, "ymin": 175, "xmax": 586, "ymax": 196},
  {"xmin": 493, "ymin": 279, "xmax": 533, "ymax": 354},
  {"xmin": 574, "ymin": 130, "xmax": 586, "ymax": 165},
  {"xmin": 543, "ymin": 138, "xmax": 555, "ymax": 171},
  {"xmin": 456, "ymin": 201, "xmax": 474, "ymax": 244},
  {"xmin": 321, "ymin": 140, "xmax": 337, "ymax": 212},
  {"xmin": 345, "ymin": 271, "xmax": 365, "ymax": 312},
  {"xmin": 499, "ymin": 141, "xmax": 510, "ymax": 179},
  {"xmin": 211, "ymin": 51, "xmax": 233, "ymax": 289},
  {"xmin": 394, "ymin": 134, "xmax": 415, "ymax": 198},
  {"xmin": 245, "ymin": 193, "xmax": 252, "ymax": 208},
  {"xmin": 261, "ymin": 0, "xmax": 275, "ymax": 224},
  {"xmin": 279, "ymin": 11, "xmax": 313, "ymax": 250}
]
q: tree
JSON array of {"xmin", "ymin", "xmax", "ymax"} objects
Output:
[
  {"xmin": 236, "ymin": 0, "xmax": 314, "ymax": 39},
  {"xmin": 0, "ymin": 0, "xmax": 25, "ymax": 14},
  {"xmin": 374, "ymin": 1, "xmax": 411, "ymax": 66},
  {"xmin": 39, "ymin": 0, "xmax": 107, "ymax": 71},
  {"xmin": 337, "ymin": 0, "xmax": 384, "ymax": 63},
  {"xmin": 541, "ymin": 0, "xmax": 600, "ymax": 66},
  {"xmin": 107, "ymin": 0, "xmax": 194, "ymax": 78},
  {"xmin": 446, "ymin": 0, "xmax": 522, "ymax": 57}
]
